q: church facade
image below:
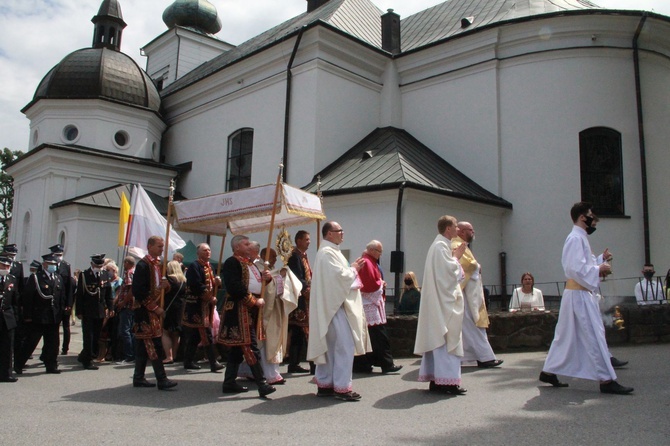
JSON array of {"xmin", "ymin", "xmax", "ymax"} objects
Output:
[{"xmin": 7, "ymin": 0, "xmax": 670, "ymax": 298}]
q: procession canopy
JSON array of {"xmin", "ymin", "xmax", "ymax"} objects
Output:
[{"xmin": 171, "ymin": 183, "xmax": 325, "ymax": 235}]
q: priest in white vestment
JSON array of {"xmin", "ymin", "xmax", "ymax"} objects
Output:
[
  {"xmin": 307, "ymin": 221, "xmax": 370, "ymax": 401},
  {"xmin": 540, "ymin": 202, "xmax": 633, "ymax": 395},
  {"xmin": 452, "ymin": 222, "xmax": 502, "ymax": 368},
  {"xmin": 414, "ymin": 215, "xmax": 468, "ymax": 395}
]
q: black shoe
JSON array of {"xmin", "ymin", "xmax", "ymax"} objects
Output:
[
  {"xmin": 444, "ymin": 385, "xmax": 467, "ymax": 395},
  {"xmin": 316, "ymin": 387, "xmax": 334, "ymax": 397},
  {"xmin": 210, "ymin": 362, "xmax": 224, "ymax": 373},
  {"xmin": 184, "ymin": 363, "xmax": 201, "ymax": 370},
  {"xmin": 158, "ymin": 380, "xmax": 178, "ymax": 390},
  {"xmin": 0, "ymin": 376, "xmax": 18, "ymax": 383},
  {"xmin": 539, "ymin": 371, "xmax": 569, "ymax": 387},
  {"xmin": 381, "ymin": 364, "xmax": 403, "ymax": 374},
  {"xmin": 46, "ymin": 369, "xmax": 61, "ymax": 374},
  {"xmin": 83, "ymin": 364, "xmax": 99, "ymax": 370},
  {"xmin": 477, "ymin": 359, "xmax": 503, "ymax": 368},
  {"xmin": 222, "ymin": 382, "xmax": 249, "ymax": 393},
  {"xmin": 334, "ymin": 391, "xmax": 361, "ymax": 401},
  {"xmin": 61, "ymin": 350, "xmax": 68, "ymax": 355},
  {"xmin": 287, "ymin": 364, "xmax": 310, "ymax": 373},
  {"xmin": 610, "ymin": 357, "xmax": 628, "ymax": 368},
  {"xmin": 133, "ymin": 379, "xmax": 156, "ymax": 388},
  {"xmin": 13, "ymin": 368, "xmax": 22, "ymax": 375},
  {"xmin": 258, "ymin": 383, "xmax": 276, "ymax": 398},
  {"xmin": 600, "ymin": 381, "xmax": 634, "ymax": 395}
]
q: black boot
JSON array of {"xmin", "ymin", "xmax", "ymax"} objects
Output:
[
  {"xmin": 206, "ymin": 344, "xmax": 224, "ymax": 373},
  {"xmin": 221, "ymin": 361, "xmax": 248, "ymax": 393},
  {"xmin": 152, "ymin": 359, "xmax": 177, "ymax": 390},
  {"xmin": 250, "ymin": 362, "xmax": 276, "ymax": 398}
]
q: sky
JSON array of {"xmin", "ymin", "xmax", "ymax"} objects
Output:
[{"xmin": 1, "ymin": 0, "xmax": 669, "ymax": 154}]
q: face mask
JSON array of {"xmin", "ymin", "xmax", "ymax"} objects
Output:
[
  {"xmin": 0, "ymin": 269, "xmax": 8, "ymax": 277},
  {"xmin": 643, "ymin": 271, "xmax": 655, "ymax": 280},
  {"xmin": 46, "ymin": 265, "xmax": 57, "ymax": 274},
  {"xmin": 404, "ymin": 279, "xmax": 413, "ymax": 286},
  {"xmin": 583, "ymin": 215, "xmax": 596, "ymax": 235}
]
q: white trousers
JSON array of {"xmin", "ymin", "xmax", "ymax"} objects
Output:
[
  {"xmin": 314, "ymin": 307, "xmax": 355, "ymax": 393},
  {"xmin": 418, "ymin": 343, "xmax": 462, "ymax": 386}
]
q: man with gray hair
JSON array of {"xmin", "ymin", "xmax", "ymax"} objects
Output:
[
  {"xmin": 218, "ymin": 235, "xmax": 276, "ymax": 397},
  {"xmin": 352, "ymin": 240, "xmax": 401, "ymax": 374}
]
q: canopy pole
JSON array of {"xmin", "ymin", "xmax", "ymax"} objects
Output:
[
  {"xmin": 215, "ymin": 233, "xmax": 227, "ymax": 292},
  {"xmin": 260, "ymin": 162, "xmax": 284, "ymax": 296},
  {"xmin": 316, "ymin": 175, "xmax": 323, "ymax": 249}
]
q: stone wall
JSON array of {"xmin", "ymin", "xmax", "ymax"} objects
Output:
[{"xmin": 387, "ymin": 304, "xmax": 670, "ymax": 358}]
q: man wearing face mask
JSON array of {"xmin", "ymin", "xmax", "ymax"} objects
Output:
[
  {"xmin": 540, "ymin": 202, "xmax": 633, "ymax": 394},
  {"xmin": 634, "ymin": 263, "xmax": 666, "ymax": 305},
  {"xmin": 14, "ymin": 254, "xmax": 65, "ymax": 375},
  {"xmin": 75, "ymin": 254, "xmax": 113, "ymax": 370},
  {"xmin": 48, "ymin": 245, "xmax": 74, "ymax": 355}
]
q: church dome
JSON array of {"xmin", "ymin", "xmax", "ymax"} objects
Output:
[
  {"xmin": 162, "ymin": 0, "xmax": 222, "ymax": 35},
  {"xmin": 28, "ymin": 48, "xmax": 161, "ymax": 113}
]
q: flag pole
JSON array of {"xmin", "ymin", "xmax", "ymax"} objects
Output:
[
  {"xmin": 161, "ymin": 179, "xmax": 176, "ymax": 310},
  {"xmin": 119, "ymin": 184, "xmax": 135, "ymax": 279}
]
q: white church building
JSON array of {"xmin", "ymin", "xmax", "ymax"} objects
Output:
[{"xmin": 7, "ymin": 0, "xmax": 670, "ymax": 300}]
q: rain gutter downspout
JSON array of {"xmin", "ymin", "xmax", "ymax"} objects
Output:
[
  {"xmin": 282, "ymin": 26, "xmax": 307, "ymax": 183},
  {"xmin": 633, "ymin": 13, "xmax": 650, "ymax": 262},
  {"xmin": 393, "ymin": 182, "xmax": 406, "ymax": 309}
]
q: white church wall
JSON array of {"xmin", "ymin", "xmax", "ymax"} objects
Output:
[
  {"xmin": 639, "ymin": 52, "xmax": 670, "ymax": 273},
  {"xmin": 497, "ymin": 49, "xmax": 644, "ymax": 294},
  {"xmin": 400, "ymin": 62, "xmax": 501, "ymax": 195},
  {"xmin": 25, "ymin": 100, "xmax": 164, "ymax": 159}
]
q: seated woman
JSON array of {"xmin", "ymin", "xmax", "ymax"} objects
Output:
[
  {"xmin": 509, "ymin": 272, "xmax": 545, "ymax": 312},
  {"xmin": 396, "ymin": 271, "xmax": 421, "ymax": 315}
]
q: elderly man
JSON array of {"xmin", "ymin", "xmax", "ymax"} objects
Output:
[
  {"xmin": 634, "ymin": 263, "xmax": 665, "ymax": 305},
  {"xmin": 353, "ymin": 240, "xmax": 402, "ymax": 374},
  {"xmin": 307, "ymin": 221, "xmax": 369, "ymax": 401},
  {"xmin": 452, "ymin": 222, "xmax": 503, "ymax": 368},
  {"xmin": 131, "ymin": 236, "xmax": 177, "ymax": 390},
  {"xmin": 0, "ymin": 256, "xmax": 20, "ymax": 382},
  {"xmin": 182, "ymin": 243, "xmax": 223, "ymax": 372},
  {"xmin": 239, "ymin": 247, "xmax": 299, "ymax": 385},
  {"xmin": 286, "ymin": 230, "xmax": 312, "ymax": 374},
  {"xmin": 218, "ymin": 235, "xmax": 276, "ymax": 398},
  {"xmin": 15, "ymin": 253, "xmax": 65, "ymax": 375},
  {"xmin": 414, "ymin": 215, "xmax": 468, "ymax": 395},
  {"xmin": 540, "ymin": 202, "xmax": 633, "ymax": 394}
]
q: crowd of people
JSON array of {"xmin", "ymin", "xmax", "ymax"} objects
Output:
[{"xmin": 0, "ymin": 201, "xmax": 647, "ymax": 397}]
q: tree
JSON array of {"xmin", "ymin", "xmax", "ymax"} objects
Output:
[{"xmin": 0, "ymin": 148, "xmax": 24, "ymax": 246}]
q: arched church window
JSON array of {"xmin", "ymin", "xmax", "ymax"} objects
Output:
[
  {"xmin": 226, "ymin": 128, "xmax": 253, "ymax": 191},
  {"xmin": 579, "ymin": 127, "xmax": 624, "ymax": 216},
  {"xmin": 22, "ymin": 212, "xmax": 31, "ymax": 255}
]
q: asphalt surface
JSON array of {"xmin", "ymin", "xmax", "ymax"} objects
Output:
[{"xmin": 1, "ymin": 327, "xmax": 668, "ymax": 446}]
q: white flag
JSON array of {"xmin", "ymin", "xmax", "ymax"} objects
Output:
[{"xmin": 126, "ymin": 184, "xmax": 186, "ymax": 258}]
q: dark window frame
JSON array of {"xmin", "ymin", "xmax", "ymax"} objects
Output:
[
  {"xmin": 226, "ymin": 128, "xmax": 254, "ymax": 192},
  {"xmin": 579, "ymin": 127, "xmax": 625, "ymax": 216}
]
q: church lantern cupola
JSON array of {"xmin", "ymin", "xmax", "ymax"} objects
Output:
[{"xmin": 92, "ymin": 0, "xmax": 127, "ymax": 51}]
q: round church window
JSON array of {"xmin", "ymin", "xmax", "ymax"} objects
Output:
[
  {"xmin": 114, "ymin": 130, "xmax": 130, "ymax": 149},
  {"xmin": 63, "ymin": 125, "xmax": 79, "ymax": 142}
]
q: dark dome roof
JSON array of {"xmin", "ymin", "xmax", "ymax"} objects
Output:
[
  {"xmin": 27, "ymin": 47, "xmax": 160, "ymax": 113},
  {"xmin": 163, "ymin": 0, "xmax": 222, "ymax": 35}
]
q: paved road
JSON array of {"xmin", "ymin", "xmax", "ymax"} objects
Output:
[{"xmin": 1, "ymin": 328, "xmax": 668, "ymax": 445}]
